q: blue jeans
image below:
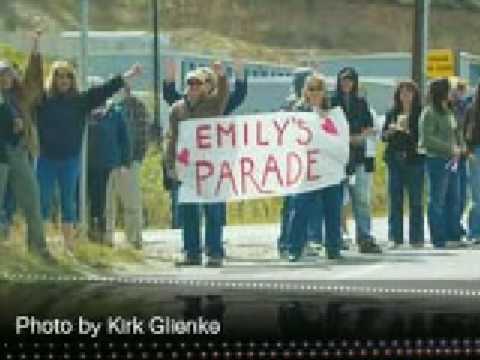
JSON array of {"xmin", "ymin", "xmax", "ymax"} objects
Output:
[
  {"xmin": 348, "ymin": 164, "xmax": 373, "ymax": 241},
  {"xmin": 306, "ymin": 199, "xmax": 324, "ymax": 244},
  {"xmin": 445, "ymin": 158, "xmax": 467, "ymax": 241},
  {"xmin": 278, "ymin": 196, "xmax": 293, "ymax": 253},
  {"xmin": 387, "ymin": 154, "xmax": 425, "ymax": 244},
  {"xmin": 181, "ymin": 202, "xmax": 224, "ymax": 258},
  {"xmin": 279, "ymin": 193, "xmax": 324, "ymax": 253},
  {"xmin": 426, "ymin": 157, "xmax": 459, "ymax": 247},
  {"xmin": 468, "ymin": 148, "xmax": 480, "ymax": 239},
  {"xmin": 37, "ymin": 155, "xmax": 80, "ymax": 223},
  {"xmin": 286, "ymin": 184, "xmax": 342, "ymax": 257}
]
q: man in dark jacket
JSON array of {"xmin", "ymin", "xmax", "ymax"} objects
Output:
[
  {"xmin": 331, "ymin": 67, "xmax": 381, "ymax": 254},
  {"xmin": 87, "ymin": 98, "xmax": 130, "ymax": 245},
  {"xmin": 109, "ymin": 85, "xmax": 150, "ymax": 249}
]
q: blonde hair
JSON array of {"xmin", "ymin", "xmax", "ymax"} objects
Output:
[
  {"xmin": 46, "ymin": 60, "xmax": 78, "ymax": 97},
  {"xmin": 303, "ymin": 73, "xmax": 329, "ymax": 109}
]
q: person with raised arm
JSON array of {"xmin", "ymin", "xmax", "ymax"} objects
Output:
[
  {"xmin": 0, "ymin": 30, "xmax": 53, "ymax": 262},
  {"xmin": 165, "ymin": 61, "xmax": 229, "ymax": 267},
  {"xmin": 162, "ymin": 58, "xmax": 248, "ymax": 234},
  {"xmin": 35, "ymin": 47, "xmax": 142, "ymax": 255}
]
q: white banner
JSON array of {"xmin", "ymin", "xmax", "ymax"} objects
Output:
[{"xmin": 176, "ymin": 107, "xmax": 350, "ymax": 203}]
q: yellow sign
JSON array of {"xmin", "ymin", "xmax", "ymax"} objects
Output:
[{"xmin": 427, "ymin": 49, "xmax": 455, "ymax": 78}]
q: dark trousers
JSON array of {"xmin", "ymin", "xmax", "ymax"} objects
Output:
[
  {"xmin": 306, "ymin": 198, "xmax": 324, "ymax": 244},
  {"xmin": 277, "ymin": 196, "xmax": 292, "ymax": 253},
  {"xmin": 170, "ymin": 186, "xmax": 183, "ymax": 229},
  {"xmin": 444, "ymin": 158, "xmax": 467, "ymax": 241},
  {"xmin": 278, "ymin": 194, "xmax": 324, "ymax": 252},
  {"xmin": 88, "ymin": 167, "xmax": 111, "ymax": 234},
  {"xmin": 181, "ymin": 202, "xmax": 224, "ymax": 259},
  {"xmin": 286, "ymin": 184, "xmax": 343, "ymax": 258},
  {"xmin": 387, "ymin": 154, "xmax": 425, "ymax": 245}
]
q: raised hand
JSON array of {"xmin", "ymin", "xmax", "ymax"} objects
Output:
[
  {"xmin": 123, "ymin": 63, "xmax": 143, "ymax": 82},
  {"xmin": 211, "ymin": 61, "xmax": 224, "ymax": 77},
  {"xmin": 31, "ymin": 28, "xmax": 43, "ymax": 54},
  {"xmin": 164, "ymin": 58, "xmax": 176, "ymax": 82},
  {"xmin": 233, "ymin": 58, "xmax": 245, "ymax": 79}
]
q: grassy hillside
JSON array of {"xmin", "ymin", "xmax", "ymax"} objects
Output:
[{"xmin": 2, "ymin": 0, "xmax": 480, "ymax": 58}]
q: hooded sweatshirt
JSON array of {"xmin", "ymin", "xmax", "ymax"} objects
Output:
[{"xmin": 331, "ymin": 67, "xmax": 374, "ymax": 174}]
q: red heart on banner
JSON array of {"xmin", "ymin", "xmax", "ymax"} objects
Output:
[
  {"xmin": 177, "ymin": 148, "xmax": 190, "ymax": 166},
  {"xmin": 321, "ymin": 117, "xmax": 338, "ymax": 135}
]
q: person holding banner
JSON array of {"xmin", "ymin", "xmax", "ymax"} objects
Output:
[
  {"xmin": 277, "ymin": 67, "xmax": 325, "ymax": 258},
  {"xmin": 285, "ymin": 74, "xmax": 348, "ymax": 261},
  {"xmin": 331, "ymin": 67, "xmax": 382, "ymax": 254},
  {"xmin": 35, "ymin": 53, "xmax": 142, "ymax": 255},
  {"xmin": 420, "ymin": 78, "xmax": 465, "ymax": 249},
  {"xmin": 382, "ymin": 81, "xmax": 425, "ymax": 248},
  {"xmin": 165, "ymin": 62, "xmax": 229, "ymax": 267},
  {"xmin": 163, "ymin": 58, "xmax": 248, "ymax": 234}
]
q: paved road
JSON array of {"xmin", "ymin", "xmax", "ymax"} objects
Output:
[{"xmin": 124, "ymin": 218, "xmax": 480, "ymax": 283}]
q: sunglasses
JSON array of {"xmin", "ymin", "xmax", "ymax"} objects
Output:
[
  {"xmin": 187, "ymin": 79, "xmax": 204, "ymax": 86},
  {"xmin": 55, "ymin": 71, "xmax": 74, "ymax": 79},
  {"xmin": 307, "ymin": 87, "xmax": 324, "ymax": 92}
]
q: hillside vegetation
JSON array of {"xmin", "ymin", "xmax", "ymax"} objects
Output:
[
  {"xmin": 0, "ymin": 1, "xmax": 475, "ymax": 226},
  {"xmin": 2, "ymin": 0, "xmax": 480, "ymax": 58}
]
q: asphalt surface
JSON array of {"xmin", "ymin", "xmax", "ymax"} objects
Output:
[{"xmin": 132, "ymin": 218, "xmax": 480, "ymax": 285}]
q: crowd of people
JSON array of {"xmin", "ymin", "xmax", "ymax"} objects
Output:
[
  {"xmin": 1, "ymin": 31, "xmax": 480, "ymax": 268},
  {"xmin": 163, "ymin": 63, "xmax": 479, "ymax": 267},
  {"xmin": 0, "ymin": 32, "xmax": 144, "ymax": 262}
]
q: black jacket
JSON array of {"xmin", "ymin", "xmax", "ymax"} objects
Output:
[
  {"xmin": 0, "ymin": 100, "xmax": 15, "ymax": 163},
  {"xmin": 331, "ymin": 67, "xmax": 375, "ymax": 174},
  {"xmin": 382, "ymin": 108, "xmax": 424, "ymax": 163}
]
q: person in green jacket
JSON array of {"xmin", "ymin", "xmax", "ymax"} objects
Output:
[{"xmin": 420, "ymin": 78, "xmax": 466, "ymax": 248}]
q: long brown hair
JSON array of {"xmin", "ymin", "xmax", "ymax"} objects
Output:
[
  {"xmin": 429, "ymin": 78, "xmax": 451, "ymax": 113},
  {"xmin": 393, "ymin": 80, "xmax": 422, "ymax": 115}
]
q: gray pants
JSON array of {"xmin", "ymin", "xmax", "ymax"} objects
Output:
[
  {"xmin": 105, "ymin": 162, "xmax": 143, "ymax": 246},
  {"xmin": 4, "ymin": 145, "xmax": 47, "ymax": 253}
]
